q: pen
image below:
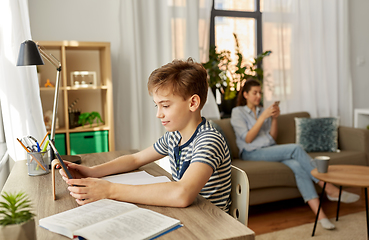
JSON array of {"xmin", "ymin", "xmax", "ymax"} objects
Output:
[
  {"xmin": 36, "ymin": 142, "xmax": 41, "ymax": 152},
  {"xmin": 40, "ymin": 132, "xmax": 49, "ymax": 147}
]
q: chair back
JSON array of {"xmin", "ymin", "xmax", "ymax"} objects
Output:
[{"xmin": 230, "ymin": 165, "xmax": 250, "ymax": 225}]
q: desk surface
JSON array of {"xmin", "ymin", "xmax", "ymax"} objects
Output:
[
  {"xmin": 1, "ymin": 150, "xmax": 254, "ymax": 240},
  {"xmin": 311, "ymin": 165, "xmax": 369, "ymax": 187}
]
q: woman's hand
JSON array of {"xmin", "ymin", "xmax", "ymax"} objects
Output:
[
  {"xmin": 66, "ymin": 178, "xmax": 112, "ymax": 205},
  {"xmin": 260, "ymin": 104, "xmax": 276, "ymax": 120},
  {"xmin": 271, "ymin": 104, "xmax": 280, "ymax": 119}
]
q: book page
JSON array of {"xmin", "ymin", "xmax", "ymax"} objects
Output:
[
  {"xmin": 101, "ymin": 171, "xmax": 171, "ymax": 185},
  {"xmin": 39, "ymin": 199, "xmax": 138, "ymax": 239},
  {"xmin": 74, "ymin": 208, "xmax": 181, "ymax": 240}
]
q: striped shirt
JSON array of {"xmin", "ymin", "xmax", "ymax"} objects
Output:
[{"xmin": 153, "ymin": 118, "xmax": 232, "ymax": 212}]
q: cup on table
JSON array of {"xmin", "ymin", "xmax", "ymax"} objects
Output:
[
  {"xmin": 27, "ymin": 151, "xmax": 50, "ymax": 176},
  {"xmin": 312, "ymin": 156, "xmax": 330, "ymax": 173}
]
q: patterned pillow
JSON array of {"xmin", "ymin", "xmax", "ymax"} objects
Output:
[{"xmin": 295, "ymin": 117, "xmax": 339, "ymax": 152}]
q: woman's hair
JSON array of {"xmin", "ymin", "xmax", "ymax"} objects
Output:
[
  {"xmin": 147, "ymin": 57, "xmax": 208, "ymax": 109},
  {"xmin": 236, "ymin": 79, "xmax": 261, "ymax": 106}
]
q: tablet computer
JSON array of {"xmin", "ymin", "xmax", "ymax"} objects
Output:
[{"xmin": 49, "ymin": 141, "xmax": 73, "ymax": 179}]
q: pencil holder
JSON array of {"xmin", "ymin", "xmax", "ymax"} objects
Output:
[{"xmin": 27, "ymin": 151, "xmax": 50, "ymax": 176}]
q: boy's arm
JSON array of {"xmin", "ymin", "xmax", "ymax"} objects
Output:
[
  {"xmin": 89, "ymin": 146, "xmax": 164, "ymax": 177},
  {"xmin": 61, "ymin": 146, "xmax": 164, "ymax": 179},
  {"xmin": 66, "ymin": 161, "xmax": 214, "ymax": 207}
]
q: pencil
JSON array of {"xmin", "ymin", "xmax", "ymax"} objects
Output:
[
  {"xmin": 29, "ymin": 154, "xmax": 47, "ymax": 171},
  {"xmin": 16, "ymin": 138, "xmax": 46, "ymax": 171},
  {"xmin": 16, "ymin": 138, "xmax": 30, "ymax": 153},
  {"xmin": 40, "ymin": 132, "xmax": 49, "ymax": 147}
]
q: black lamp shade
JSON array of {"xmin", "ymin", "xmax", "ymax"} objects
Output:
[{"xmin": 17, "ymin": 40, "xmax": 45, "ymax": 66}]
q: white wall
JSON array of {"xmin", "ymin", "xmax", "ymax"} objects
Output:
[{"xmin": 28, "ymin": 0, "xmax": 369, "ymax": 135}]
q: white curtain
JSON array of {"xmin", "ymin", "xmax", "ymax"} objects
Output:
[
  {"xmin": 115, "ymin": 0, "xmax": 214, "ymax": 151},
  {"xmin": 0, "ymin": 0, "xmax": 46, "ymax": 161},
  {"xmin": 262, "ymin": 0, "xmax": 352, "ymax": 126}
]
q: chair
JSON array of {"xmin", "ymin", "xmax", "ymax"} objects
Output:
[{"xmin": 230, "ymin": 165, "xmax": 250, "ymax": 226}]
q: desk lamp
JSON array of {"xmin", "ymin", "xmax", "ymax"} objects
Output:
[{"xmin": 17, "ymin": 40, "xmax": 81, "ymax": 164}]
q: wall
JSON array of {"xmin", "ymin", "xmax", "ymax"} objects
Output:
[{"xmin": 28, "ymin": 0, "xmax": 369, "ymax": 134}]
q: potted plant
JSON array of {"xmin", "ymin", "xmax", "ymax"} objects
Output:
[
  {"xmin": 78, "ymin": 111, "xmax": 104, "ymax": 127},
  {"xmin": 233, "ymin": 33, "xmax": 272, "ymax": 88},
  {"xmin": 0, "ymin": 192, "xmax": 36, "ymax": 240},
  {"xmin": 202, "ymin": 45, "xmax": 235, "ymax": 99},
  {"xmin": 203, "ymin": 34, "xmax": 272, "ymax": 115},
  {"xmin": 202, "ymin": 45, "xmax": 237, "ymax": 116}
]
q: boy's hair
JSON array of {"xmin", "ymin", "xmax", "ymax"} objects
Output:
[
  {"xmin": 236, "ymin": 79, "xmax": 261, "ymax": 106},
  {"xmin": 148, "ymin": 58, "xmax": 208, "ymax": 109}
]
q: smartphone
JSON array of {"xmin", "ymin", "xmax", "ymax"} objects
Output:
[
  {"xmin": 49, "ymin": 141, "xmax": 73, "ymax": 179},
  {"xmin": 274, "ymin": 101, "xmax": 280, "ymax": 106}
]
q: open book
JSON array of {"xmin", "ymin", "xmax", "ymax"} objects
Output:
[{"xmin": 39, "ymin": 199, "xmax": 181, "ymax": 240}]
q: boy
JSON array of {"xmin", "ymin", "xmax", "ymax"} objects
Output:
[{"xmin": 61, "ymin": 58, "xmax": 232, "ymax": 211}]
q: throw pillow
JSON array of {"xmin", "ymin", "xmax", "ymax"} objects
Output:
[{"xmin": 295, "ymin": 117, "xmax": 339, "ymax": 152}]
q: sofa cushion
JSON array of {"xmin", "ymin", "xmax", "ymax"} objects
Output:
[
  {"xmin": 295, "ymin": 117, "xmax": 339, "ymax": 152},
  {"xmin": 276, "ymin": 112, "xmax": 310, "ymax": 144},
  {"xmin": 231, "ymin": 159, "xmax": 297, "ymax": 189},
  {"xmin": 308, "ymin": 151, "xmax": 367, "ymax": 166}
]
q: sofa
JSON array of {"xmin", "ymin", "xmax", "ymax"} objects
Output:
[{"xmin": 212, "ymin": 112, "xmax": 369, "ymax": 206}]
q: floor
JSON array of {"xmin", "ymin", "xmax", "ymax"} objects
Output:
[{"xmin": 247, "ymin": 187, "xmax": 366, "ymax": 235}]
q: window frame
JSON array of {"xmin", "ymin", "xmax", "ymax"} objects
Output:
[{"xmin": 210, "ymin": 0, "xmax": 263, "ymax": 56}]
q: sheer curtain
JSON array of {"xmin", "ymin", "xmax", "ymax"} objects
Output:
[
  {"xmin": 115, "ymin": 0, "xmax": 213, "ymax": 151},
  {"xmin": 262, "ymin": 0, "xmax": 352, "ymax": 126},
  {"xmin": 0, "ymin": 0, "xmax": 46, "ymax": 161}
]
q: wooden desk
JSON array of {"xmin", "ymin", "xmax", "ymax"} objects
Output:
[
  {"xmin": 311, "ymin": 165, "xmax": 369, "ymax": 237},
  {"xmin": 1, "ymin": 150, "xmax": 254, "ymax": 240}
]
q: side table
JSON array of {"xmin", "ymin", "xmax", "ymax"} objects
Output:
[{"xmin": 311, "ymin": 165, "xmax": 369, "ymax": 237}]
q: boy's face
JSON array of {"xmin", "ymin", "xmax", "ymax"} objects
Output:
[{"xmin": 153, "ymin": 87, "xmax": 192, "ymax": 132}]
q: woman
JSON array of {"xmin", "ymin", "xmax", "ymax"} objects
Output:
[{"xmin": 230, "ymin": 79, "xmax": 359, "ymax": 230}]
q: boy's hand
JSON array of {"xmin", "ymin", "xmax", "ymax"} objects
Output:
[
  {"xmin": 58, "ymin": 161, "xmax": 91, "ymax": 181},
  {"xmin": 66, "ymin": 178, "xmax": 112, "ymax": 205}
]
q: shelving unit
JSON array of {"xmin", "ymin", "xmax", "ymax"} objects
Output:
[{"xmin": 37, "ymin": 41, "xmax": 115, "ymax": 155}]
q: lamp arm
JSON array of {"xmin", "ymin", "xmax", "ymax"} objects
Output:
[
  {"xmin": 38, "ymin": 47, "xmax": 61, "ymax": 70},
  {"xmin": 49, "ymin": 68, "xmax": 61, "ymax": 160}
]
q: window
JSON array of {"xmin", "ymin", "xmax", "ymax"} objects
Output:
[{"xmin": 210, "ymin": 0, "xmax": 263, "ymax": 74}]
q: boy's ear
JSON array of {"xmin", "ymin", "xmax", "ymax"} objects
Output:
[{"xmin": 189, "ymin": 94, "xmax": 201, "ymax": 112}]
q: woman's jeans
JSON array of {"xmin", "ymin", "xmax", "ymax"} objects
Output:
[{"xmin": 241, "ymin": 144, "xmax": 319, "ymax": 202}]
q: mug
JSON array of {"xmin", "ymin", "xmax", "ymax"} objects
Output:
[{"xmin": 311, "ymin": 156, "xmax": 330, "ymax": 173}]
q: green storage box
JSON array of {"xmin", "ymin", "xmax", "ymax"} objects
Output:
[
  {"xmin": 49, "ymin": 133, "xmax": 66, "ymax": 155},
  {"xmin": 70, "ymin": 131, "xmax": 109, "ymax": 155}
]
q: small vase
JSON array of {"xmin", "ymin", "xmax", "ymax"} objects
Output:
[{"xmin": 0, "ymin": 218, "xmax": 36, "ymax": 240}]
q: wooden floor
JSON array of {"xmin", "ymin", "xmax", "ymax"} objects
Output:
[{"xmin": 248, "ymin": 187, "xmax": 366, "ymax": 235}]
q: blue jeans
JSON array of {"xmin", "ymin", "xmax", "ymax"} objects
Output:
[{"xmin": 241, "ymin": 144, "xmax": 319, "ymax": 202}]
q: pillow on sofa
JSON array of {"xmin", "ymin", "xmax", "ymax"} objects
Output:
[{"xmin": 295, "ymin": 117, "xmax": 339, "ymax": 152}]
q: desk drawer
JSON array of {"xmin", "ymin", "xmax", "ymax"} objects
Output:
[{"xmin": 70, "ymin": 131, "xmax": 109, "ymax": 155}]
